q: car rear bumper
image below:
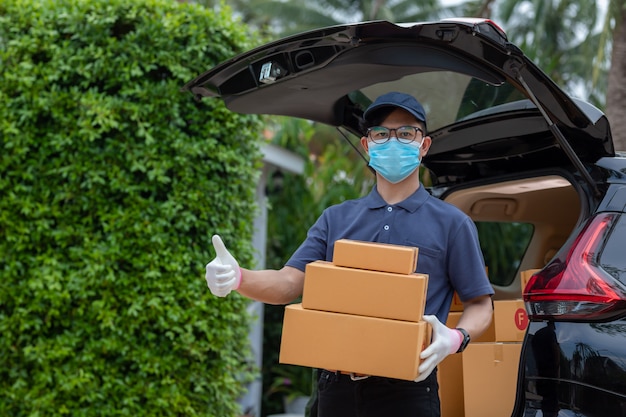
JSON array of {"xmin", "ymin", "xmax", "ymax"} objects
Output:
[{"xmin": 519, "ymin": 320, "xmax": 626, "ymax": 416}]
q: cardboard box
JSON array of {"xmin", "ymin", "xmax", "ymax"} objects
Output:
[
  {"xmin": 438, "ymin": 353, "xmax": 465, "ymax": 417},
  {"xmin": 332, "ymin": 239, "xmax": 418, "ymax": 275},
  {"xmin": 302, "ymin": 261, "xmax": 428, "ymax": 322},
  {"xmin": 520, "ymin": 269, "xmax": 540, "ymax": 292},
  {"xmin": 279, "ymin": 304, "xmax": 430, "ymax": 381},
  {"xmin": 447, "ymin": 301, "xmax": 527, "ymax": 343},
  {"xmin": 493, "ymin": 300, "xmax": 528, "ymax": 342},
  {"xmin": 446, "ymin": 311, "xmax": 496, "ymax": 343},
  {"xmin": 462, "ymin": 343, "xmax": 522, "ymax": 417}
]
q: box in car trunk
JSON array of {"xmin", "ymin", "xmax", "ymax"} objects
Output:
[
  {"xmin": 439, "ymin": 342, "xmax": 523, "ymax": 417},
  {"xmin": 462, "ymin": 343, "xmax": 522, "ymax": 417}
]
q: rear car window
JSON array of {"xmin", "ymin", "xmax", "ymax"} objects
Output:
[
  {"xmin": 360, "ymin": 72, "xmax": 526, "ymax": 132},
  {"xmin": 476, "ymin": 221, "xmax": 534, "ymax": 286}
]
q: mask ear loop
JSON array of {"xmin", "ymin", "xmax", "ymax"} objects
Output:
[{"xmin": 336, "ymin": 127, "xmax": 376, "ymax": 175}]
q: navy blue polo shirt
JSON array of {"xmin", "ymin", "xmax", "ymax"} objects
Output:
[{"xmin": 286, "ymin": 185, "xmax": 494, "ymax": 323}]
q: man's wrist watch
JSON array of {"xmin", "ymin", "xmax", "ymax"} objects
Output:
[{"xmin": 456, "ymin": 328, "xmax": 471, "ymax": 353}]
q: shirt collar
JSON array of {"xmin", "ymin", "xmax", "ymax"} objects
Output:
[{"xmin": 365, "ymin": 185, "xmax": 430, "ymax": 213}]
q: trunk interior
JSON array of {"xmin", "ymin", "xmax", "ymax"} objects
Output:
[
  {"xmin": 442, "ymin": 174, "xmax": 581, "ymax": 299},
  {"xmin": 435, "ymin": 173, "xmax": 582, "ymax": 417}
]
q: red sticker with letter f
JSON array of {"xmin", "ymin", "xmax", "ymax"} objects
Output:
[{"xmin": 515, "ymin": 308, "xmax": 529, "ymax": 330}]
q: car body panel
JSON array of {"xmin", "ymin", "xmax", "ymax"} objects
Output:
[{"xmin": 523, "ymin": 321, "xmax": 626, "ymax": 417}]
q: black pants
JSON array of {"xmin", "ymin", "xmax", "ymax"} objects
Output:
[{"xmin": 316, "ymin": 369, "xmax": 441, "ymax": 417}]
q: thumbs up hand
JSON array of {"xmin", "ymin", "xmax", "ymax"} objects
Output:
[{"xmin": 205, "ymin": 235, "xmax": 241, "ymax": 297}]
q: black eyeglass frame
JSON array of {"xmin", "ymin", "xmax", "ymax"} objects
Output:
[{"xmin": 366, "ymin": 125, "xmax": 425, "ymax": 144}]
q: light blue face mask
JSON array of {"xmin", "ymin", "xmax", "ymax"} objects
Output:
[{"xmin": 368, "ymin": 138, "xmax": 421, "ymax": 184}]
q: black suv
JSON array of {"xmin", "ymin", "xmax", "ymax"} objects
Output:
[{"xmin": 184, "ymin": 19, "xmax": 626, "ymax": 417}]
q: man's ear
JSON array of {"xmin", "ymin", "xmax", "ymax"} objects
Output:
[
  {"xmin": 421, "ymin": 136, "xmax": 432, "ymax": 156},
  {"xmin": 360, "ymin": 136, "xmax": 369, "ymax": 152}
]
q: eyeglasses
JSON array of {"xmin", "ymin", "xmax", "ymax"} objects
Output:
[{"xmin": 366, "ymin": 126, "xmax": 424, "ymax": 144}]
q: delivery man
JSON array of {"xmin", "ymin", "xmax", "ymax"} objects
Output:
[{"xmin": 204, "ymin": 92, "xmax": 494, "ymax": 417}]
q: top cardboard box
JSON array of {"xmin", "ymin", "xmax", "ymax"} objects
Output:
[{"xmin": 333, "ymin": 239, "xmax": 419, "ymax": 275}]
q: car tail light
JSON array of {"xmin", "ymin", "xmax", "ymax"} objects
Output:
[{"xmin": 524, "ymin": 213, "xmax": 626, "ymax": 320}]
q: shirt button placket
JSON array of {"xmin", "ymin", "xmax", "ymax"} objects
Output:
[{"xmin": 381, "ymin": 206, "xmax": 393, "ymax": 241}]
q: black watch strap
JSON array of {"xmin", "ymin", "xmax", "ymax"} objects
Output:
[{"xmin": 456, "ymin": 328, "xmax": 471, "ymax": 353}]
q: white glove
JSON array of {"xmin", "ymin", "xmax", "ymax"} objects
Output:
[
  {"xmin": 205, "ymin": 235, "xmax": 241, "ymax": 297},
  {"xmin": 415, "ymin": 315, "xmax": 463, "ymax": 382}
]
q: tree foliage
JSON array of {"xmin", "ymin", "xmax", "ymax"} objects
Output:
[
  {"xmin": 0, "ymin": 0, "xmax": 263, "ymax": 415},
  {"xmin": 200, "ymin": 0, "xmax": 442, "ymax": 36},
  {"xmin": 495, "ymin": 0, "xmax": 602, "ymax": 101},
  {"xmin": 604, "ymin": 0, "xmax": 626, "ymax": 151}
]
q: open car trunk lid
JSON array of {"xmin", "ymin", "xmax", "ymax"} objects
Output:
[{"xmin": 183, "ymin": 19, "xmax": 613, "ymax": 187}]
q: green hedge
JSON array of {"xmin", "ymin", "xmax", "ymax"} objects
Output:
[{"xmin": 0, "ymin": 0, "xmax": 262, "ymax": 415}]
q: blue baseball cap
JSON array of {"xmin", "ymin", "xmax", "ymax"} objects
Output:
[{"xmin": 363, "ymin": 92, "xmax": 427, "ymax": 126}]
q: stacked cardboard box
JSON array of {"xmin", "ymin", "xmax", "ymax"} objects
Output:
[
  {"xmin": 279, "ymin": 239, "xmax": 431, "ymax": 381},
  {"xmin": 520, "ymin": 268, "xmax": 538, "ymax": 293},
  {"xmin": 439, "ymin": 269, "xmax": 539, "ymax": 417}
]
